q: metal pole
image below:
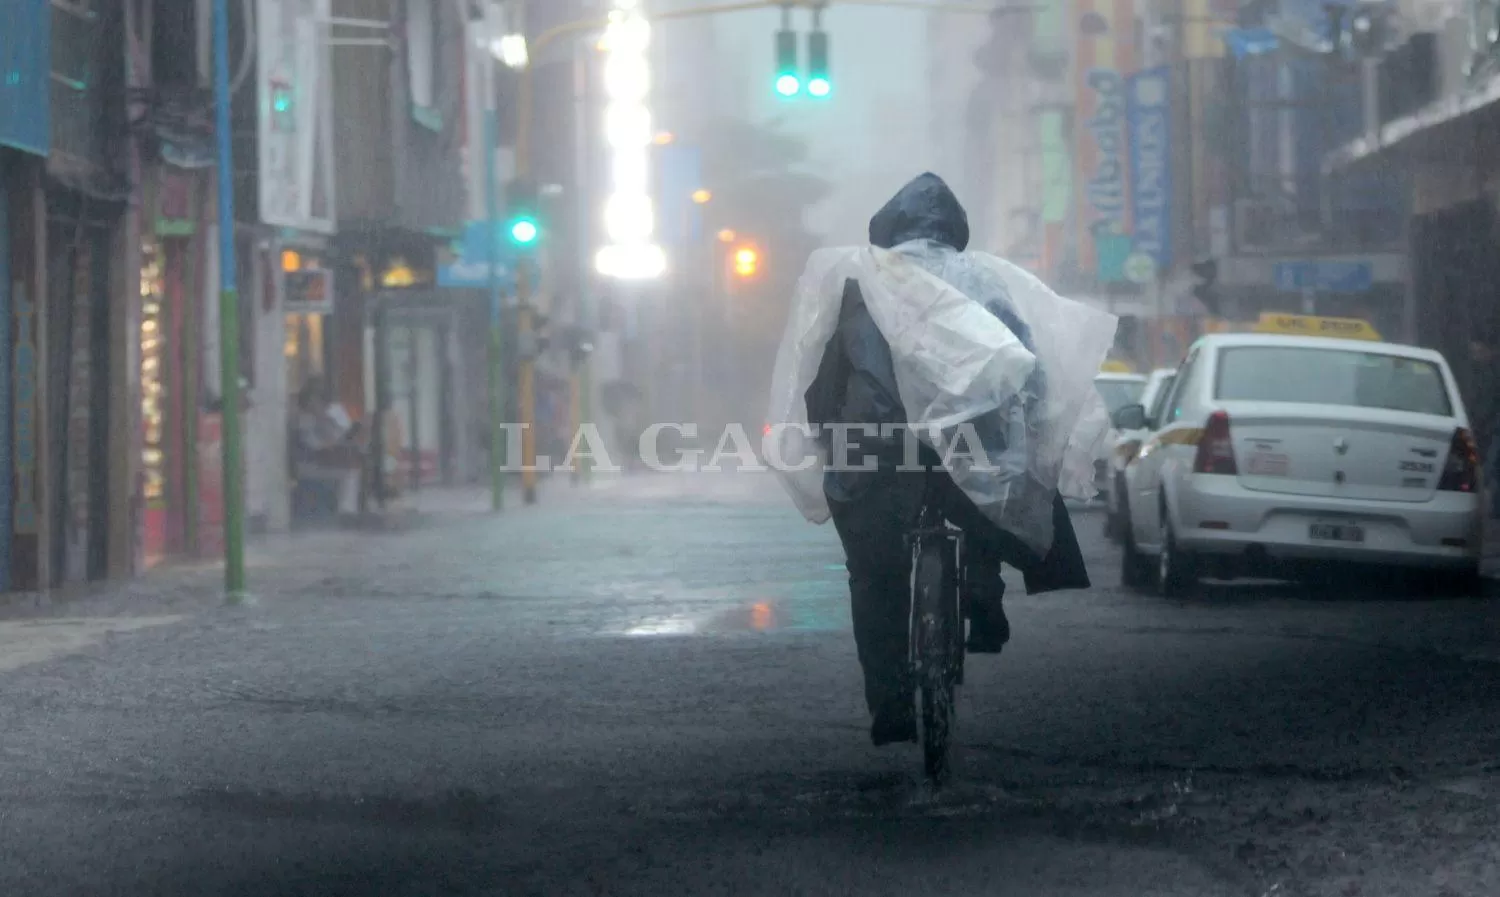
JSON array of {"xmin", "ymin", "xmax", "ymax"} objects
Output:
[
  {"xmin": 212, "ymin": 0, "xmax": 245, "ymax": 599},
  {"xmin": 516, "ymin": 35, "xmax": 539, "ymax": 505},
  {"xmin": 695, "ymin": 236, "xmax": 708, "ymax": 425},
  {"xmin": 518, "ymin": 268, "xmax": 537, "ymax": 503},
  {"xmin": 484, "ymin": 79, "xmax": 506, "ymax": 511},
  {"xmin": 572, "ymin": 37, "xmax": 592, "ymax": 485}
]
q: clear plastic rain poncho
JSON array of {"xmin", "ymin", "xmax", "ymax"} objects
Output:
[{"xmin": 765, "ymin": 241, "xmax": 1118, "ymax": 556}]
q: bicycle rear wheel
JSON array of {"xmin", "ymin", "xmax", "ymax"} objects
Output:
[
  {"xmin": 911, "ymin": 533, "xmax": 961, "ymax": 785},
  {"xmin": 920, "ymin": 681, "xmax": 954, "ymax": 782}
]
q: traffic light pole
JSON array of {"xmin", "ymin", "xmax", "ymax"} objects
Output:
[
  {"xmin": 212, "ymin": 0, "xmax": 245, "ymax": 601},
  {"xmin": 483, "ymin": 83, "xmax": 506, "ymax": 512},
  {"xmin": 572, "ymin": 38, "xmax": 594, "ymax": 485}
]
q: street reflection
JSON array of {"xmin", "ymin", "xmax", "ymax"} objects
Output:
[
  {"xmin": 750, "ymin": 601, "xmax": 774, "ymax": 631},
  {"xmin": 622, "ymin": 616, "xmax": 698, "ymax": 636}
]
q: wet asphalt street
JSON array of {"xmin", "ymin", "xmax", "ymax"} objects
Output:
[{"xmin": 3, "ymin": 471, "xmax": 1500, "ymax": 896}]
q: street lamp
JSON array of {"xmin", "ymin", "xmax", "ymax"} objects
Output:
[
  {"xmin": 595, "ymin": 0, "xmax": 664, "ymax": 281},
  {"xmin": 492, "ymin": 33, "xmax": 528, "ymax": 69},
  {"xmin": 692, "ymin": 188, "xmax": 712, "ymax": 204}
]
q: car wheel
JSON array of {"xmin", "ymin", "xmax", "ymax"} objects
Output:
[
  {"xmin": 1157, "ymin": 510, "xmax": 1196, "ymax": 598},
  {"xmin": 1121, "ymin": 517, "xmax": 1152, "ymax": 590},
  {"xmin": 1105, "ymin": 473, "xmax": 1129, "ymax": 542}
]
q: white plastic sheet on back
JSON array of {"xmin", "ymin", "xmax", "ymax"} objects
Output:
[{"xmin": 764, "ymin": 240, "xmax": 1118, "ymax": 556}]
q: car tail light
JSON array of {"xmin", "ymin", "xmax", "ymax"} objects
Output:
[
  {"xmin": 1438, "ymin": 427, "xmax": 1479, "ymax": 492},
  {"xmin": 1192, "ymin": 411, "xmax": 1237, "ymax": 475}
]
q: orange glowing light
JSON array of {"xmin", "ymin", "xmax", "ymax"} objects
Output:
[
  {"xmin": 733, "ymin": 246, "xmax": 759, "ymax": 278},
  {"xmin": 281, "ymin": 250, "xmax": 302, "ymax": 272},
  {"xmin": 751, "ymin": 602, "xmax": 773, "ymax": 631},
  {"xmin": 717, "ymin": 229, "xmax": 736, "ymax": 243}
]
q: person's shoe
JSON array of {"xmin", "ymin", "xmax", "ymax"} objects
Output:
[
  {"xmin": 870, "ymin": 698, "xmax": 917, "ymax": 746},
  {"xmin": 966, "ymin": 604, "xmax": 1011, "ymax": 654}
]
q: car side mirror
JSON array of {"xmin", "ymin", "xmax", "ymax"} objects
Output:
[{"xmin": 1112, "ymin": 403, "xmax": 1147, "ymax": 432}]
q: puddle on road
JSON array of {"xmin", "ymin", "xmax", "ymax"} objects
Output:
[
  {"xmin": 608, "ymin": 593, "xmax": 849, "ymax": 638},
  {"xmin": 622, "ymin": 615, "xmax": 701, "ymax": 636}
]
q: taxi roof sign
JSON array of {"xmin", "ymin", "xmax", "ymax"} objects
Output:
[
  {"xmin": 1100, "ymin": 360, "xmax": 1135, "ymax": 374},
  {"xmin": 1250, "ymin": 313, "xmax": 1381, "ymax": 341}
]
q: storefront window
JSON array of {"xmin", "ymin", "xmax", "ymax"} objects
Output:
[{"xmin": 140, "ymin": 239, "xmax": 166, "ymax": 511}]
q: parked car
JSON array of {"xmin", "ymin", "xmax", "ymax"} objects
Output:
[
  {"xmin": 1092, "ymin": 371, "xmax": 1148, "ymax": 499},
  {"xmin": 1103, "ymin": 367, "xmax": 1177, "ymax": 541},
  {"xmin": 1117, "ymin": 333, "xmax": 1482, "ymax": 595}
]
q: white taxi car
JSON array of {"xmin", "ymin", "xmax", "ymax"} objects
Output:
[
  {"xmin": 1119, "ymin": 333, "xmax": 1482, "ymax": 595},
  {"xmin": 1092, "ymin": 371, "xmax": 1148, "ymax": 498},
  {"xmin": 1103, "ymin": 367, "xmax": 1178, "ymax": 540}
]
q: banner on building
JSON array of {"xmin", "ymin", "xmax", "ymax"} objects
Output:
[
  {"xmin": 1184, "ymin": 0, "xmax": 1237, "ymax": 59},
  {"xmin": 1030, "ymin": 0, "xmax": 1070, "ymax": 281},
  {"xmin": 1125, "ymin": 66, "xmax": 1173, "ymax": 282},
  {"xmin": 0, "ymin": 0, "xmax": 50, "ymax": 156},
  {"xmin": 258, "ymin": 0, "xmax": 337, "ymax": 233},
  {"xmin": 1074, "ymin": 0, "xmax": 1136, "ymax": 282}
]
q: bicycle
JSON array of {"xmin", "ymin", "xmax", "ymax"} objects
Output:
[{"xmin": 906, "ymin": 468, "xmax": 968, "ymax": 784}]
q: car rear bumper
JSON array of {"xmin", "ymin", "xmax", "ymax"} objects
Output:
[{"xmin": 1174, "ymin": 475, "xmax": 1482, "ymax": 570}]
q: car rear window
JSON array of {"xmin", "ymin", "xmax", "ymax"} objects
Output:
[
  {"xmin": 1215, "ymin": 346, "xmax": 1453, "ymax": 416},
  {"xmin": 1095, "ymin": 379, "xmax": 1145, "ymax": 414}
]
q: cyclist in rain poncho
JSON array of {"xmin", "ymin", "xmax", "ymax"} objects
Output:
[{"xmin": 767, "ymin": 173, "xmax": 1116, "ymax": 745}]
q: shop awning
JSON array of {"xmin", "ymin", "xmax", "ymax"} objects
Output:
[{"xmin": 1325, "ymin": 70, "xmax": 1500, "ymax": 173}]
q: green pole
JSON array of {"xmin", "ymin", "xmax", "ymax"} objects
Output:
[
  {"xmin": 213, "ymin": 0, "xmax": 245, "ymax": 598},
  {"xmin": 484, "ymin": 101, "xmax": 506, "ymax": 510}
]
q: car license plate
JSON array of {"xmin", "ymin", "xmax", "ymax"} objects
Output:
[
  {"xmin": 1309, "ymin": 522, "xmax": 1364, "ymax": 543},
  {"xmin": 1247, "ymin": 451, "xmax": 1290, "ymax": 476}
]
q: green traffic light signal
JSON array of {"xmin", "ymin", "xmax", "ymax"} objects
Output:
[
  {"xmin": 509, "ymin": 216, "xmax": 539, "ymax": 245},
  {"xmin": 807, "ymin": 31, "xmax": 830, "ymax": 98},
  {"xmin": 504, "ymin": 179, "xmax": 541, "ymax": 249},
  {"xmin": 775, "ymin": 29, "xmax": 800, "ymax": 97}
]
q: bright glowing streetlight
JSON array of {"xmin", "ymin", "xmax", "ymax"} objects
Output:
[
  {"xmin": 597, "ymin": 0, "xmax": 663, "ymax": 280},
  {"xmin": 491, "ymin": 33, "xmax": 528, "ymax": 69},
  {"xmin": 692, "ymin": 188, "xmax": 712, "ymax": 204}
]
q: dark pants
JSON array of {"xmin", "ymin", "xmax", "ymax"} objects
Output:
[{"xmin": 828, "ymin": 471, "xmax": 1087, "ymax": 715}]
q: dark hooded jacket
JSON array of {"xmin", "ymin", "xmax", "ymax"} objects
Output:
[
  {"xmin": 805, "ymin": 173, "xmax": 1035, "ymax": 499},
  {"xmin": 804, "ymin": 173, "xmax": 1087, "ymax": 593}
]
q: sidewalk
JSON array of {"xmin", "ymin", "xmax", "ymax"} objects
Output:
[{"xmin": 0, "ymin": 479, "xmax": 590, "ymax": 621}]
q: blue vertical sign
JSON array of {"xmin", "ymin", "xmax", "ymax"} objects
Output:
[
  {"xmin": 0, "ymin": 0, "xmax": 52, "ymax": 156},
  {"xmin": 1126, "ymin": 66, "xmax": 1173, "ymax": 278}
]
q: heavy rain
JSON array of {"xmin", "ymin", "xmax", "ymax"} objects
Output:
[{"xmin": 1, "ymin": 1, "xmax": 1499, "ymax": 895}]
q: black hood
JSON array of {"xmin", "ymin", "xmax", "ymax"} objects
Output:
[{"xmin": 867, "ymin": 172, "xmax": 970, "ymax": 251}]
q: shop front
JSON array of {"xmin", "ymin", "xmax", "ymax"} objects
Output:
[{"xmin": 138, "ymin": 167, "xmax": 204, "ymax": 567}]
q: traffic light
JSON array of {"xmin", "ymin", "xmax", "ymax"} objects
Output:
[
  {"xmin": 270, "ymin": 80, "xmax": 294, "ymax": 131},
  {"xmin": 505, "ymin": 179, "xmax": 540, "ymax": 249},
  {"xmin": 1190, "ymin": 258, "xmax": 1219, "ymax": 314},
  {"xmin": 807, "ymin": 30, "xmax": 831, "ymax": 98},
  {"xmin": 775, "ymin": 29, "xmax": 800, "ymax": 97},
  {"xmin": 1344, "ymin": 5, "xmax": 1388, "ymax": 57},
  {"xmin": 733, "ymin": 246, "xmax": 759, "ymax": 278}
]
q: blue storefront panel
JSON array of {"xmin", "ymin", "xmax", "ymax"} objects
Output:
[{"xmin": 0, "ymin": 0, "xmax": 52, "ymax": 156}]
